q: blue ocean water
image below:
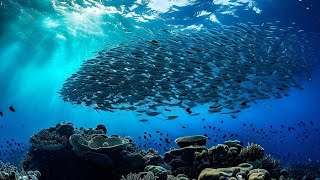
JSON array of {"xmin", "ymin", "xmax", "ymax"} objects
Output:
[{"xmin": 0, "ymin": 0, "xmax": 320, "ymax": 169}]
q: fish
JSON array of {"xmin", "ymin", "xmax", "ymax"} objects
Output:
[
  {"xmin": 146, "ymin": 112, "xmax": 161, "ymax": 116},
  {"xmin": 167, "ymin": 116, "xmax": 179, "ymax": 120},
  {"xmin": 9, "ymin": 106, "xmax": 15, "ymax": 112},
  {"xmin": 191, "ymin": 112, "xmax": 200, "ymax": 116},
  {"xmin": 58, "ymin": 22, "xmax": 318, "ymax": 117},
  {"xmin": 139, "ymin": 119, "xmax": 149, "ymax": 122},
  {"xmin": 221, "ymin": 110, "xmax": 241, "ymax": 114},
  {"xmin": 0, "ymin": 112, "xmax": 2, "ymax": 117},
  {"xmin": 186, "ymin": 108, "xmax": 192, "ymax": 114},
  {"xmin": 151, "ymin": 40, "xmax": 159, "ymax": 44}
]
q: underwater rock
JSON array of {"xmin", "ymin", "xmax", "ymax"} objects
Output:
[
  {"xmin": 174, "ymin": 135, "xmax": 207, "ymax": 148},
  {"xmin": 247, "ymin": 169, "xmax": 270, "ymax": 180}
]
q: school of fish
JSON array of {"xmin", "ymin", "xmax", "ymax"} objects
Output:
[{"xmin": 59, "ymin": 22, "xmax": 320, "ymax": 116}]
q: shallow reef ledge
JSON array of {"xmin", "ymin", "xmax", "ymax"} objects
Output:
[{"xmin": 12, "ymin": 122, "xmax": 317, "ymax": 180}]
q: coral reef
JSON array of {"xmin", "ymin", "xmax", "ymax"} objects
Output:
[
  {"xmin": 120, "ymin": 171, "xmax": 188, "ymax": 180},
  {"xmin": 21, "ymin": 122, "xmax": 311, "ymax": 180},
  {"xmin": 0, "ymin": 160, "xmax": 40, "ymax": 180},
  {"xmin": 23, "ymin": 123, "xmax": 164, "ymax": 180},
  {"xmin": 145, "ymin": 165, "xmax": 168, "ymax": 180},
  {"xmin": 237, "ymin": 143, "xmax": 265, "ymax": 162},
  {"xmin": 208, "ymin": 140, "xmax": 243, "ymax": 167},
  {"xmin": 247, "ymin": 169, "xmax": 271, "ymax": 180},
  {"xmin": 198, "ymin": 163, "xmax": 253, "ymax": 180},
  {"xmin": 287, "ymin": 161, "xmax": 320, "ymax": 179},
  {"xmin": 164, "ymin": 145, "xmax": 207, "ymax": 178},
  {"xmin": 260, "ymin": 154, "xmax": 282, "ymax": 178},
  {"xmin": 120, "ymin": 172, "xmax": 156, "ymax": 180},
  {"xmin": 69, "ymin": 133, "xmax": 145, "ymax": 172},
  {"xmin": 24, "ymin": 123, "xmax": 124, "ymax": 180},
  {"xmin": 142, "ymin": 149, "xmax": 171, "ymax": 170},
  {"xmin": 174, "ymin": 135, "xmax": 207, "ymax": 148},
  {"xmin": 29, "ymin": 122, "xmax": 74, "ymax": 151}
]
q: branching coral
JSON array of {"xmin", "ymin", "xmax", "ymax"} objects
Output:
[
  {"xmin": 260, "ymin": 155, "xmax": 281, "ymax": 178},
  {"xmin": 237, "ymin": 143, "xmax": 264, "ymax": 162}
]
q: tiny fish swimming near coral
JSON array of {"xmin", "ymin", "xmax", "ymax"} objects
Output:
[{"xmin": 59, "ymin": 22, "xmax": 319, "ymax": 116}]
